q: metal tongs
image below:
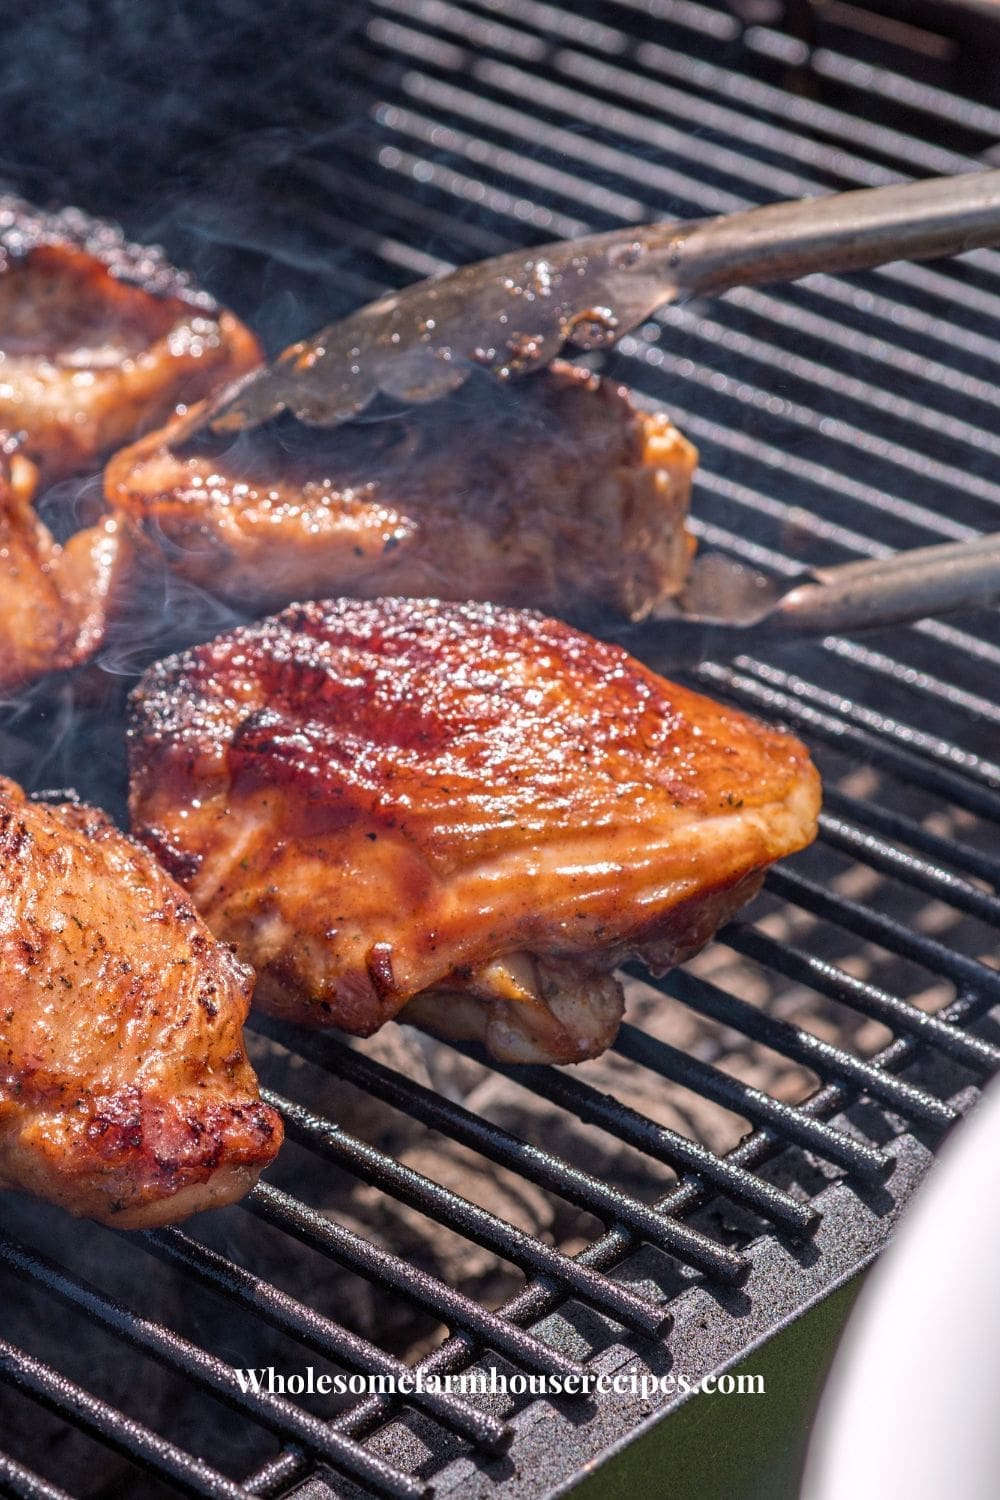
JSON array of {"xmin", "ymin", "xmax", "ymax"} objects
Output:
[
  {"xmin": 612, "ymin": 536, "xmax": 1000, "ymax": 669},
  {"xmin": 203, "ymin": 169, "xmax": 1000, "ymax": 431},
  {"xmin": 195, "ymin": 168, "xmax": 1000, "ymax": 661}
]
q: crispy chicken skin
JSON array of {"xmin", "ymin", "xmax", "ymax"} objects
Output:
[
  {"xmin": 106, "ymin": 361, "xmax": 697, "ymax": 621},
  {"xmin": 127, "ymin": 597, "xmax": 821, "ymax": 1064},
  {"xmin": 0, "ymin": 445, "xmax": 130, "ymax": 692},
  {"xmin": 0, "ymin": 196, "xmax": 261, "ymax": 483},
  {"xmin": 0, "ymin": 777, "xmax": 282, "ymax": 1226}
]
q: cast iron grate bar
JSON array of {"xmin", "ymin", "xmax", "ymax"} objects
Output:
[
  {"xmin": 361, "ymin": 73, "xmax": 1000, "ymax": 369},
  {"xmin": 725, "ymin": 283, "xmax": 1000, "ymax": 414},
  {"xmin": 821, "ymin": 786, "xmax": 1000, "ymax": 888},
  {"xmin": 368, "ymin": 6, "xmax": 1000, "ymax": 298},
  {"xmin": 800, "ymin": 35, "xmax": 1000, "ymax": 136},
  {"xmin": 752, "ymin": 654, "xmax": 1000, "ymax": 776},
  {"xmin": 721, "ymin": 664, "xmax": 1000, "ymax": 795},
  {"xmin": 661, "ymin": 396, "xmax": 984, "ymax": 552},
  {"xmin": 765, "ymin": 867, "xmax": 1000, "ymax": 1002},
  {"xmin": 626, "ymin": 27, "xmax": 980, "ymax": 176},
  {"xmin": 366, "ymin": 15, "xmax": 1000, "ymax": 312},
  {"xmin": 609, "ymin": 1025, "xmax": 891, "ymax": 1178},
  {"xmin": 0, "ymin": 1340, "xmax": 256, "ymax": 1500},
  {"xmin": 555, "ymin": 45, "xmax": 898, "ymax": 184},
  {"xmin": 244, "ymin": 1184, "xmax": 598, "ymax": 1374},
  {"xmin": 818, "ymin": 814, "xmax": 1000, "ymax": 926},
  {"xmin": 652, "ymin": 292, "xmax": 1000, "ymax": 462},
  {"xmin": 479, "ymin": 0, "xmax": 1000, "ymax": 214},
  {"xmin": 0, "ymin": 1234, "xmax": 423, "ymax": 1500},
  {"xmin": 0, "ymin": 1452, "xmax": 75, "ymax": 1500},
  {"xmin": 448, "ymin": 1059, "xmax": 818, "ymax": 1238},
  {"xmin": 654, "ymin": 964, "xmax": 975, "ymax": 1115},
  {"xmin": 695, "ymin": 662, "xmax": 1000, "ymax": 820},
  {"xmin": 719, "ymin": 925, "xmax": 1000, "ymax": 1073},
  {"xmin": 250, "ymin": 1016, "xmax": 750, "ymax": 1282},
  {"xmin": 554, "ymin": 45, "xmax": 936, "ymax": 188},
  {"xmin": 265, "ymin": 1089, "xmax": 671, "ymax": 1336},
  {"xmin": 133, "ymin": 1228, "xmax": 510, "ymax": 1453},
  {"xmin": 819, "ymin": 636, "xmax": 1000, "ymax": 724},
  {"xmin": 347, "ymin": 19, "xmax": 1000, "ymax": 469},
  {"xmin": 243, "ymin": 984, "xmax": 995, "ymax": 1500},
  {"xmin": 630, "ymin": 345, "xmax": 1000, "ymax": 539}
]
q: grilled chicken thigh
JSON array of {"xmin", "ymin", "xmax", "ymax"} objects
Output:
[
  {"xmin": 0, "ymin": 196, "xmax": 261, "ymax": 483},
  {"xmin": 0, "ymin": 777, "xmax": 282, "ymax": 1226},
  {"xmin": 0, "ymin": 445, "xmax": 129, "ymax": 691},
  {"xmin": 128, "ymin": 597, "xmax": 820, "ymax": 1064},
  {"xmin": 106, "ymin": 361, "xmax": 697, "ymax": 621}
]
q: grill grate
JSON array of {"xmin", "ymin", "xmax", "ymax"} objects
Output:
[{"xmin": 3, "ymin": 2, "xmax": 1000, "ymax": 1497}]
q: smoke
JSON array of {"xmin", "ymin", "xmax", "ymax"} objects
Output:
[
  {"xmin": 0, "ymin": 0, "xmax": 390, "ymax": 818},
  {"xmin": 0, "ymin": 2, "xmax": 369, "ymax": 195},
  {"xmin": 97, "ymin": 554, "xmax": 250, "ymax": 675},
  {"xmin": 0, "ymin": 0, "xmax": 376, "ymax": 343}
]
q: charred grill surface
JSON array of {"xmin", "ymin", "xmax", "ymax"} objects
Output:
[
  {"xmin": 127, "ymin": 596, "xmax": 820, "ymax": 1063},
  {"xmin": 0, "ymin": 195, "xmax": 261, "ymax": 483},
  {"xmin": 0, "ymin": 777, "xmax": 282, "ymax": 1227},
  {"xmin": 106, "ymin": 361, "xmax": 697, "ymax": 621}
]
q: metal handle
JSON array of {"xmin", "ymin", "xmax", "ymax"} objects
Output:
[
  {"xmin": 772, "ymin": 535, "xmax": 1000, "ymax": 636},
  {"xmin": 203, "ymin": 169, "xmax": 1000, "ymax": 434},
  {"xmin": 659, "ymin": 169, "xmax": 1000, "ymax": 299}
]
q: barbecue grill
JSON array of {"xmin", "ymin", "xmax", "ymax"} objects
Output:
[{"xmin": 2, "ymin": 2, "xmax": 1000, "ymax": 1497}]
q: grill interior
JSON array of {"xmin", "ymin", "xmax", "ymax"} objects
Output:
[{"xmin": 2, "ymin": 3, "xmax": 1000, "ymax": 1497}]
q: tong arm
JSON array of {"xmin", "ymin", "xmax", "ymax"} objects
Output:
[{"xmin": 207, "ymin": 170, "xmax": 1000, "ymax": 433}]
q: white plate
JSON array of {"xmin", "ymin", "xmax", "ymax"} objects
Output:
[{"xmin": 804, "ymin": 1079, "xmax": 1000, "ymax": 1500}]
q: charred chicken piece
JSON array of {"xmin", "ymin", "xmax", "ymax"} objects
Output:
[
  {"xmin": 0, "ymin": 197, "xmax": 261, "ymax": 483},
  {"xmin": 0, "ymin": 777, "xmax": 282, "ymax": 1226},
  {"xmin": 106, "ymin": 361, "xmax": 697, "ymax": 621},
  {"xmin": 128, "ymin": 597, "xmax": 821, "ymax": 1065},
  {"xmin": 0, "ymin": 445, "xmax": 130, "ymax": 691}
]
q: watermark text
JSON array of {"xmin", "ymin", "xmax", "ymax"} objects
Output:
[{"xmin": 233, "ymin": 1364, "xmax": 765, "ymax": 1400}]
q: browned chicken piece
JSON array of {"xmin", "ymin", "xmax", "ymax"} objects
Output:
[
  {"xmin": 0, "ymin": 196, "xmax": 261, "ymax": 483},
  {"xmin": 128, "ymin": 597, "xmax": 821, "ymax": 1065},
  {"xmin": 0, "ymin": 777, "xmax": 282, "ymax": 1226},
  {"xmin": 0, "ymin": 444, "xmax": 131, "ymax": 691},
  {"xmin": 106, "ymin": 361, "xmax": 697, "ymax": 621}
]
